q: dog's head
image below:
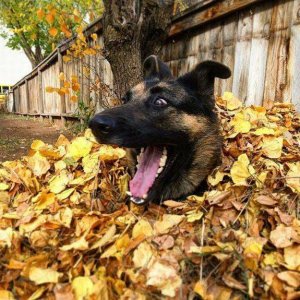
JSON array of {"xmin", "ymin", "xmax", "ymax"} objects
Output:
[{"xmin": 89, "ymin": 55, "xmax": 231, "ymax": 205}]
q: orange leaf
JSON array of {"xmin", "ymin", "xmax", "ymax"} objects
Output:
[
  {"xmin": 46, "ymin": 13, "xmax": 55, "ymax": 24},
  {"xmin": 70, "ymin": 95, "xmax": 78, "ymax": 102},
  {"xmin": 37, "ymin": 8, "xmax": 44, "ymax": 20},
  {"xmin": 49, "ymin": 27, "xmax": 58, "ymax": 37}
]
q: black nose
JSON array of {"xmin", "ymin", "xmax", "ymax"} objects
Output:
[{"xmin": 89, "ymin": 115, "xmax": 116, "ymax": 134}]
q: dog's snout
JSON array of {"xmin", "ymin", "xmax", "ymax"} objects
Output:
[{"xmin": 89, "ymin": 115, "xmax": 116, "ymax": 134}]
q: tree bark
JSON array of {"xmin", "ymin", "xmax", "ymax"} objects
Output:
[{"xmin": 102, "ymin": 0, "xmax": 174, "ymax": 100}]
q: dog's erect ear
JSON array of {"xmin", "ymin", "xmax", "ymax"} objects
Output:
[
  {"xmin": 143, "ymin": 55, "xmax": 173, "ymax": 81},
  {"xmin": 177, "ymin": 60, "xmax": 231, "ymax": 95}
]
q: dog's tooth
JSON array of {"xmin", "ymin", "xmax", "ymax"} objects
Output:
[
  {"xmin": 163, "ymin": 147, "xmax": 167, "ymax": 156},
  {"xmin": 141, "ymin": 147, "xmax": 145, "ymax": 153},
  {"xmin": 142, "ymin": 193, "xmax": 148, "ymax": 199},
  {"xmin": 155, "ymin": 174, "xmax": 158, "ymax": 178},
  {"xmin": 157, "ymin": 166, "xmax": 163, "ymax": 174},
  {"xmin": 136, "ymin": 163, "xmax": 140, "ymax": 169},
  {"xmin": 160, "ymin": 155, "xmax": 167, "ymax": 167},
  {"xmin": 126, "ymin": 191, "xmax": 132, "ymax": 196},
  {"xmin": 137, "ymin": 154, "xmax": 141, "ymax": 163}
]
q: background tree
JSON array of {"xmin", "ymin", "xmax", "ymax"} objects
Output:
[
  {"xmin": 102, "ymin": 0, "xmax": 175, "ymax": 98},
  {"xmin": 0, "ymin": 0, "xmax": 104, "ymax": 68}
]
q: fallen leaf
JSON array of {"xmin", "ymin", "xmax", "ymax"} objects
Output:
[
  {"xmin": 146, "ymin": 261, "xmax": 182, "ymax": 297},
  {"xmin": 230, "ymin": 153, "xmax": 255, "ymax": 185},
  {"xmin": 270, "ymin": 225, "xmax": 298, "ymax": 248},
  {"xmin": 29, "ymin": 267, "xmax": 62, "ymax": 284}
]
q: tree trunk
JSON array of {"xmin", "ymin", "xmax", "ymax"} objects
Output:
[{"xmin": 102, "ymin": 0, "xmax": 174, "ymax": 100}]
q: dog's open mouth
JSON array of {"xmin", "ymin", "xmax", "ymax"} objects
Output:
[{"xmin": 127, "ymin": 146, "xmax": 169, "ymax": 205}]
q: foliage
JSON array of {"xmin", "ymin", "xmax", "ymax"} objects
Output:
[
  {"xmin": 0, "ymin": 94, "xmax": 299, "ymax": 299},
  {"xmin": 0, "ymin": 0, "xmax": 104, "ymax": 67}
]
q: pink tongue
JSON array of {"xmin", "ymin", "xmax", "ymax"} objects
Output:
[{"xmin": 129, "ymin": 146, "xmax": 162, "ymax": 198}]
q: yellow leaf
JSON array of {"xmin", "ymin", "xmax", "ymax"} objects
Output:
[
  {"xmin": 99, "ymin": 145, "xmax": 126, "ymax": 161},
  {"xmin": 59, "ymin": 72, "xmax": 65, "ymax": 81},
  {"xmin": 49, "ymin": 170, "xmax": 69, "ymax": 194},
  {"xmin": 260, "ymin": 136, "xmax": 283, "ymax": 158},
  {"xmin": 91, "ymin": 33, "xmax": 97, "ymax": 41},
  {"xmin": 252, "ymin": 127, "xmax": 275, "ymax": 136},
  {"xmin": 133, "ymin": 242, "xmax": 154, "ymax": 268},
  {"xmin": 91, "ymin": 224, "xmax": 117, "ymax": 250},
  {"xmin": 27, "ymin": 152, "xmax": 50, "ymax": 177},
  {"xmin": 28, "ymin": 287, "xmax": 47, "ymax": 300},
  {"xmin": 60, "ymin": 235, "xmax": 88, "ymax": 251},
  {"xmin": 0, "ymin": 227, "xmax": 13, "ymax": 248},
  {"xmin": 49, "ymin": 27, "xmax": 58, "ymax": 37},
  {"xmin": 230, "ymin": 153, "xmax": 255, "ymax": 185},
  {"xmin": 0, "ymin": 290, "xmax": 15, "ymax": 300},
  {"xmin": 31, "ymin": 139, "xmax": 45, "ymax": 150},
  {"xmin": 207, "ymin": 170, "xmax": 226, "ymax": 186},
  {"xmin": 132, "ymin": 219, "xmax": 153, "ymax": 238},
  {"xmin": 66, "ymin": 137, "xmax": 93, "ymax": 161},
  {"xmin": 45, "ymin": 86, "xmax": 55, "ymax": 93},
  {"xmin": 263, "ymin": 252, "xmax": 282, "ymax": 267},
  {"xmin": 286, "ymin": 162, "xmax": 300, "ymax": 193},
  {"xmin": 82, "ymin": 152, "xmax": 99, "ymax": 174},
  {"xmin": 0, "ymin": 183, "xmax": 9, "ymax": 191},
  {"xmin": 153, "ymin": 214, "xmax": 185, "ymax": 235},
  {"xmin": 230, "ymin": 112, "xmax": 251, "ymax": 134},
  {"xmin": 63, "ymin": 55, "xmax": 71, "ymax": 63},
  {"xmin": 222, "ymin": 92, "xmax": 242, "ymax": 110},
  {"xmin": 186, "ymin": 210, "xmax": 203, "ymax": 223},
  {"xmin": 56, "ymin": 188, "xmax": 75, "ymax": 200},
  {"xmin": 29, "ymin": 267, "xmax": 61, "ymax": 284},
  {"xmin": 32, "ymin": 191, "xmax": 55, "ymax": 210},
  {"xmin": 72, "ymin": 277, "xmax": 94, "ymax": 300},
  {"xmin": 54, "ymin": 160, "xmax": 66, "ymax": 172},
  {"xmin": 243, "ymin": 237, "xmax": 266, "ymax": 271}
]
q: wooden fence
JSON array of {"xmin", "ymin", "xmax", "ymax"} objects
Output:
[{"xmin": 11, "ymin": 0, "xmax": 300, "ymax": 122}]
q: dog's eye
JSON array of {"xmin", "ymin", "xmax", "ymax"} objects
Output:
[{"xmin": 153, "ymin": 98, "xmax": 168, "ymax": 107}]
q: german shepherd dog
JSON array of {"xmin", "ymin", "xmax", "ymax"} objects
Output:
[{"xmin": 89, "ymin": 55, "xmax": 231, "ymax": 205}]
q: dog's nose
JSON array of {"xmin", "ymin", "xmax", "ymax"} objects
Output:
[{"xmin": 89, "ymin": 115, "xmax": 115, "ymax": 134}]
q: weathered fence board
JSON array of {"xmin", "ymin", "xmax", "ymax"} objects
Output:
[{"xmin": 12, "ymin": 0, "xmax": 300, "ymax": 120}]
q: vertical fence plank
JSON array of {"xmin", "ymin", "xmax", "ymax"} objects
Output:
[
  {"xmin": 58, "ymin": 49, "xmax": 66, "ymax": 117},
  {"xmin": 246, "ymin": 3, "xmax": 272, "ymax": 106},
  {"xmin": 38, "ymin": 69, "xmax": 44, "ymax": 114},
  {"xmin": 25, "ymin": 79, "xmax": 30, "ymax": 114},
  {"xmin": 290, "ymin": 0, "xmax": 300, "ymax": 110},
  {"xmin": 263, "ymin": 0, "xmax": 294, "ymax": 105},
  {"xmin": 232, "ymin": 9, "xmax": 253, "ymax": 102}
]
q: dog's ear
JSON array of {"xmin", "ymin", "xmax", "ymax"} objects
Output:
[
  {"xmin": 177, "ymin": 60, "xmax": 231, "ymax": 95},
  {"xmin": 143, "ymin": 55, "xmax": 173, "ymax": 80}
]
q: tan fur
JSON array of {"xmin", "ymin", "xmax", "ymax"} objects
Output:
[
  {"xmin": 181, "ymin": 114, "xmax": 209, "ymax": 139},
  {"xmin": 132, "ymin": 82, "xmax": 145, "ymax": 98}
]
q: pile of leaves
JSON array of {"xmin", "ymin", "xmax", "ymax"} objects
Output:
[{"xmin": 0, "ymin": 93, "xmax": 299, "ymax": 300}]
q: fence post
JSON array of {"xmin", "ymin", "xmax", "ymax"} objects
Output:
[
  {"xmin": 25, "ymin": 78, "xmax": 30, "ymax": 114},
  {"xmin": 57, "ymin": 47, "xmax": 66, "ymax": 126},
  {"xmin": 38, "ymin": 68, "xmax": 44, "ymax": 121}
]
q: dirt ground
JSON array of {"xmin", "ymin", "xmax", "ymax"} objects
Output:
[{"xmin": 0, "ymin": 113, "xmax": 73, "ymax": 162}]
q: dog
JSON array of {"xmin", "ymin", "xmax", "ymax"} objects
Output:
[{"xmin": 89, "ymin": 55, "xmax": 231, "ymax": 205}]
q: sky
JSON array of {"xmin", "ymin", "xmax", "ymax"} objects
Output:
[{"xmin": 0, "ymin": 36, "xmax": 31, "ymax": 86}]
